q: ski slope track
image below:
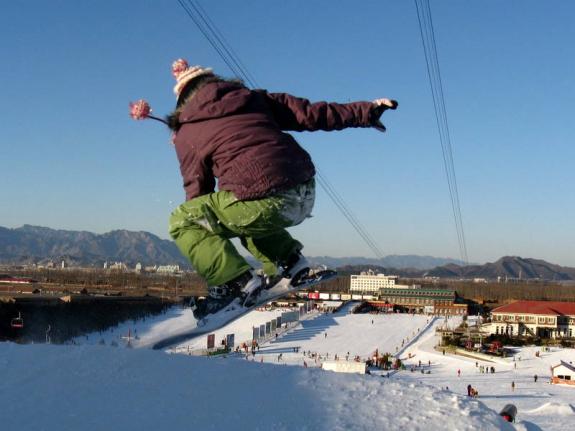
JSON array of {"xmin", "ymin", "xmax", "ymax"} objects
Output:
[{"xmin": 0, "ymin": 342, "xmax": 510, "ymax": 431}]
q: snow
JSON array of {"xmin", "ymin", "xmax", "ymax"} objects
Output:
[
  {"xmin": 526, "ymin": 402, "xmax": 575, "ymax": 416},
  {"xmin": 3, "ymin": 302, "xmax": 575, "ymax": 430},
  {"xmin": 0, "ymin": 343, "xmax": 509, "ymax": 431}
]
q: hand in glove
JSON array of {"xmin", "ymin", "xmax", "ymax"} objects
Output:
[{"xmin": 371, "ymin": 98, "xmax": 398, "ymax": 132}]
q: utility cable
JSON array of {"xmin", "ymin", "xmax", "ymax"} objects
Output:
[{"xmin": 415, "ymin": 0, "xmax": 469, "ymax": 264}]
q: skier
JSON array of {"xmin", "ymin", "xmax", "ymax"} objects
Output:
[{"xmin": 130, "ymin": 58, "xmax": 397, "ymax": 321}]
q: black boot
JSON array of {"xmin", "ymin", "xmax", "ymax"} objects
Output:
[{"xmin": 192, "ymin": 271, "xmax": 262, "ymax": 320}]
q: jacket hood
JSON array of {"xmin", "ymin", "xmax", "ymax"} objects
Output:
[{"xmin": 179, "ymin": 81, "xmax": 252, "ymax": 123}]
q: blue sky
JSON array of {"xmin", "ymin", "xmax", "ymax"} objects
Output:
[{"xmin": 1, "ymin": 1, "xmax": 574, "ymax": 266}]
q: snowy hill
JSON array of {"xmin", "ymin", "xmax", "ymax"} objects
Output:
[
  {"xmin": 3, "ymin": 304, "xmax": 575, "ymax": 430},
  {"xmin": 0, "ymin": 343, "xmax": 511, "ymax": 431}
]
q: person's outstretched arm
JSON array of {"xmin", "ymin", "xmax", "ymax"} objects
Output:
[{"xmin": 263, "ymin": 91, "xmax": 397, "ymax": 132}]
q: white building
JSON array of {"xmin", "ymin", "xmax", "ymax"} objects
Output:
[
  {"xmin": 106, "ymin": 262, "xmax": 128, "ymax": 271},
  {"xmin": 156, "ymin": 265, "xmax": 181, "ymax": 274},
  {"xmin": 322, "ymin": 360, "xmax": 366, "ymax": 375},
  {"xmin": 551, "ymin": 361, "xmax": 575, "ymax": 386},
  {"xmin": 350, "ymin": 271, "xmax": 398, "ymax": 294}
]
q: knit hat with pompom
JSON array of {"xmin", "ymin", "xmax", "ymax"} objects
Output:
[{"xmin": 172, "ymin": 58, "xmax": 213, "ymax": 97}]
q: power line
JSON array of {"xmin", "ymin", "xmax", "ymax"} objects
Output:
[
  {"xmin": 415, "ymin": 0, "xmax": 469, "ymax": 264},
  {"xmin": 177, "ymin": 0, "xmax": 386, "ymax": 260},
  {"xmin": 192, "ymin": 1, "xmax": 259, "ymax": 88},
  {"xmin": 316, "ymin": 170, "xmax": 385, "ymax": 259},
  {"xmin": 177, "ymin": 0, "xmax": 249, "ymax": 86}
]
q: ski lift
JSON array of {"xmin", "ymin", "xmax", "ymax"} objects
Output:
[{"xmin": 11, "ymin": 312, "xmax": 23, "ymax": 329}]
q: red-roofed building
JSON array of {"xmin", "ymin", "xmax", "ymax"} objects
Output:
[{"xmin": 484, "ymin": 300, "xmax": 575, "ymax": 339}]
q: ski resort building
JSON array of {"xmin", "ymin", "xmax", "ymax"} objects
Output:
[
  {"xmin": 551, "ymin": 361, "xmax": 575, "ymax": 386},
  {"xmin": 349, "ymin": 272, "xmax": 465, "ymax": 315},
  {"xmin": 376, "ymin": 287, "xmax": 463, "ymax": 315},
  {"xmin": 350, "ymin": 271, "xmax": 398, "ymax": 294},
  {"xmin": 484, "ymin": 300, "xmax": 575, "ymax": 339}
]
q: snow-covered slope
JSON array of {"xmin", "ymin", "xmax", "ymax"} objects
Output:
[
  {"xmin": 0, "ymin": 343, "xmax": 511, "ymax": 431},
  {"xmin": 6, "ymin": 302, "xmax": 574, "ymax": 430}
]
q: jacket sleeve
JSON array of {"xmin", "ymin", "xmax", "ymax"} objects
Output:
[{"xmin": 262, "ymin": 91, "xmax": 375, "ymax": 132}]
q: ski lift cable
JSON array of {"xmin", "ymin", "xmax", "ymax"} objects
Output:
[
  {"xmin": 425, "ymin": 1, "xmax": 468, "ymax": 264},
  {"xmin": 191, "ymin": 1, "xmax": 260, "ymax": 88},
  {"xmin": 424, "ymin": 0, "xmax": 468, "ymax": 265},
  {"xmin": 177, "ymin": 0, "xmax": 387, "ymax": 260},
  {"xmin": 177, "ymin": 0, "xmax": 245, "ymax": 82},
  {"xmin": 415, "ymin": 0, "xmax": 469, "ymax": 263},
  {"xmin": 415, "ymin": 1, "xmax": 462, "ymax": 258},
  {"xmin": 417, "ymin": 0, "xmax": 465, "ymax": 262},
  {"xmin": 416, "ymin": 2, "xmax": 465, "ymax": 262},
  {"xmin": 316, "ymin": 171, "xmax": 384, "ymax": 257},
  {"xmin": 316, "ymin": 171, "xmax": 385, "ymax": 259},
  {"xmin": 184, "ymin": 0, "xmax": 258, "ymax": 88},
  {"xmin": 316, "ymin": 175, "xmax": 384, "ymax": 260}
]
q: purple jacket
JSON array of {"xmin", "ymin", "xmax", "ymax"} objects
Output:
[{"xmin": 174, "ymin": 81, "xmax": 375, "ymax": 201}]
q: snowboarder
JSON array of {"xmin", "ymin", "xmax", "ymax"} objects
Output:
[
  {"xmin": 130, "ymin": 58, "xmax": 397, "ymax": 321},
  {"xmin": 534, "ymin": 374, "xmax": 538, "ymax": 383},
  {"xmin": 511, "ymin": 381, "xmax": 515, "ymax": 392}
]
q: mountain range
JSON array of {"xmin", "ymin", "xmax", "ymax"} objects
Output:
[
  {"xmin": 1, "ymin": 225, "xmax": 574, "ymax": 280},
  {"xmin": 0, "ymin": 225, "xmax": 189, "ymax": 268}
]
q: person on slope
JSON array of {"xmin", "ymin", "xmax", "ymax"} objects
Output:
[{"xmin": 130, "ymin": 58, "xmax": 397, "ymax": 320}]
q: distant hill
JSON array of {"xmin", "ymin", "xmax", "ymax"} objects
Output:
[
  {"xmin": 0, "ymin": 225, "xmax": 463, "ymax": 270},
  {"xmin": 0, "ymin": 225, "xmax": 189, "ymax": 268},
  {"xmin": 311, "ymin": 257, "xmax": 575, "ymax": 282},
  {"xmin": 425, "ymin": 256, "xmax": 575, "ymax": 281},
  {"xmin": 1, "ymin": 226, "xmax": 573, "ymax": 280},
  {"xmin": 306, "ymin": 255, "xmax": 465, "ymax": 271}
]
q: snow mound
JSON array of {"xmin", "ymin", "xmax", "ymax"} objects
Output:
[
  {"xmin": 0, "ymin": 343, "xmax": 513, "ymax": 431},
  {"xmin": 526, "ymin": 402, "xmax": 575, "ymax": 416}
]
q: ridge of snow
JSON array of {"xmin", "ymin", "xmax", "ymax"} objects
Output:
[{"xmin": 526, "ymin": 402, "xmax": 575, "ymax": 415}]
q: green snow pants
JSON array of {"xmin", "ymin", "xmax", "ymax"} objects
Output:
[{"xmin": 169, "ymin": 179, "xmax": 315, "ymax": 287}]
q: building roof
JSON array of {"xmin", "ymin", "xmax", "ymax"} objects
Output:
[
  {"xmin": 551, "ymin": 361, "xmax": 575, "ymax": 373},
  {"xmin": 492, "ymin": 300, "xmax": 575, "ymax": 316}
]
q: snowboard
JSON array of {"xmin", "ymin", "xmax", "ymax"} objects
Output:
[{"xmin": 151, "ymin": 269, "xmax": 337, "ymax": 350}]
